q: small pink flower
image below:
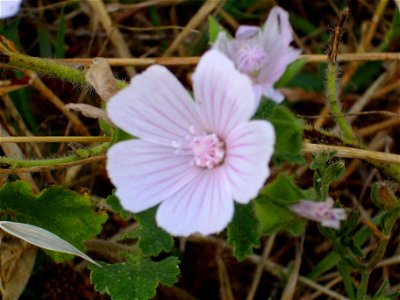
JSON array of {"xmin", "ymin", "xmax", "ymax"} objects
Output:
[
  {"xmin": 290, "ymin": 198, "xmax": 347, "ymax": 229},
  {"xmin": 213, "ymin": 6, "xmax": 301, "ymax": 106},
  {"xmin": 106, "ymin": 50, "xmax": 275, "ymax": 237},
  {"xmin": 0, "ymin": 0, "xmax": 23, "ymax": 19}
]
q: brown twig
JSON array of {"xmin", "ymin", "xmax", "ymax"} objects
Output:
[
  {"xmin": 328, "ymin": 9, "xmax": 349, "ymax": 63},
  {"xmin": 246, "ymin": 233, "xmax": 276, "ymax": 300}
]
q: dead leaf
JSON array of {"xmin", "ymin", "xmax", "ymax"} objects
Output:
[
  {"xmin": 0, "ymin": 232, "xmax": 37, "ymax": 300},
  {"xmin": 85, "ymin": 57, "xmax": 119, "ymax": 102}
]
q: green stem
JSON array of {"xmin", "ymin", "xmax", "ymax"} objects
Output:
[
  {"xmin": 368, "ymin": 235, "xmax": 390, "ymax": 271},
  {"xmin": 5, "ymin": 51, "xmax": 86, "ymax": 85},
  {"xmin": 326, "ymin": 62, "xmax": 355, "ymax": 140},
  {"xmin": 0, "ymin": 50, "xmax": 127, "ymax": 89},
  {"xmin": 0, "ymin": 142, "xmax": 110, "ymax": 168},
  {"xmin": 357, "ymin": 272, "xmax": 370, "ymax": 299}
]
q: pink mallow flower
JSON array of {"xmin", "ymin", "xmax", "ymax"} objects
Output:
[
  {"xmin": 213, "ymin": 6, "xmax": 301, "ymax": 106},
  {"xmin": 106, "ymin": 50, "xmax": 275, "ymax": 237},
  {"xmin": 290, "ymin": 198, "xmax": 347, "ymax": 229}
]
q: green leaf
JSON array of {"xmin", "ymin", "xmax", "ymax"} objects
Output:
[
  {"xmin": 323, "ymin": 161, "xmax": 345, "ymax": 184},
  {"xmin": 123, "ymin": 208, "xmax": 174, "ymax": 257},
  {"xmin": 306, "ymin": 214, "xmax": 383, "ymax": 279},
  {"xmin": 227, "ymin": 203, "xmax": 260, "ymax": 261},
  {"xmin": 309, "ymin": 151, "xmax": 336, "ymax": 171},
  {"xmin": 254, "ymin": 99, "xmax": 277, "ymax": 120},
  {"xmin": 106, "ymin": 194, "xmax": 133, "ymax": 220},
  {"xmin": 259, "ymin": 173, "xmax": 307, "ymax": 205},
  {"xmin": 267, "ymin": 106, "xmax": 304, "ymax": 164},
  {"xmin": 0, "ymin": 181, "xmax": 107, "ymax": 262},
  {"xmin": 55, "ymin": 6, "xmax": 66, "ymax": 58},
  {"xmin": 38, "ymin": 25, "xmax": 53, "ymax": 57},
  {"xmin": 255, "ymin": 174, "xmax": 309, "ymax": 235},
  {"xmin": 255, "ymin": 200, "xmax": 306, "ymax": 236},
  {"xmin": 208, "ymin": 16, "xmax": 229, "ymax": 44},
  {"xmin": 275, "ymin": 58, "xmax": 307, "ymax": 88},
  {"xmin": 373, "ymin": 280, "xmax": 388, "ymax": 299},
  {"xmin": 310, "ymin": 151, "xmax": 345, "ymax": 200},
  {"xmin": 90, "ymin": 256, "xmax": 180, "ymax": 300}
]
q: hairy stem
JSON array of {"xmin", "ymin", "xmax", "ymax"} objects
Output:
[
  {"xmin": 0, "ymin": 143, "xmax": 110, "ymax": 168},
  {"xmin": 0, "ymin": 48, "xmax": 126, "ymax": 89},
  {"xmin": 326, "ymin": 63, "xmax": 355, "ymax": 140}
]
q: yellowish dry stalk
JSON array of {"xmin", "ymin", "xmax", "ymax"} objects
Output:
[
  {"xmin": 58, "ymin": 52, "xmax": 400, "ymax": 66},
  {"xmin": 85, "ymin": 0, "xmax": 136, "ymax": 77},
  {"xmin": 1, "ymin": 136, "xmax": 399, "ymax": 165},
  {"xmin": 246, "ymin": 233, "xmax": 276, "ymax": 300},
  {"xmin": 303, "ymin": 142, "xmax": 400, "ymax": 165}
]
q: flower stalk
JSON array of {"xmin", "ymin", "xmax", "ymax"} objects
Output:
[
  {"xmin": 326, "ymin": 62, "xmax": 355, "ymax": 140},
  {"xmin": 326, "ymin": 9, "xmax": 355, "ymax": 140},
  {"xmin": 0, "ymin": 38, "xmax": 126, "ymax": 89},
  {"xmin": 0, "ymin": 142, "xmax": 110, "ymax": 169}
]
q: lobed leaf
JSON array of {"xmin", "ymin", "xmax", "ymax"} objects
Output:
[
  {"xmin": 255, "ymin": 174, "xmax": 309, "ymax": 235},
  {"xmin": 267, "ymin": 106, "xmax": 305, "ymax": 164},
  {"xmin": 227, "ymin": 203, "xmax": 260, "ymax": 261},
  {"xmin": 124, "ymin": 208, "xmax": 174, "ymax": 257},
  {"xmin": 90, "ymin": 256, "xmax": 180, "ymax": 300},
  {"xmin": 0, "ymin": 181, "xmax": 107, "ymax": 262}
]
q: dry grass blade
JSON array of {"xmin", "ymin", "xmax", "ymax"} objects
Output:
[
  {"xmin": 163, "ymin": 0, "xmax": 223, "ymax": 56},
  {"xmin": 85, "ymin": 0, "xmax": 136, "ymax": 77}
]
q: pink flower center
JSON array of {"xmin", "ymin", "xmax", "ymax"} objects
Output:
[
  {"xmin": 235, "ymin": 44, "xmax": 266, "ymax": 76},
  {"xmin": 190, "ymin": 133, "xmax": 225, "ymax": 169}
]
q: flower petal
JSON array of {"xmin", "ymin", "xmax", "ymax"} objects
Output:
[
  {"xmin": 0, "ymin": 0, "xmax": 22, "ymax": 19},
  {"xmin": 224, "ymin": 120, "xmax": 275, "ymax": 203},
  {"xmin": 262, "ymin": 6, "xmax": 294, "ymax": 46},
  {"xmin": 262, "ymin": 86, "xmax": 285, "ymax": 103},
  {"xmin": 259, "ymin": 46, "xmax": 301, "ymax": 88},
  {"xmin": 193, "ymin": 50, "xmax": 256, "ymax": 137},
  {"xmin": 235, "ymin": 25, "xmax": 259, "ymax": 39},
  {"xmin": 156, "ymin": 168, "xmax": 233, "ymax": 236},
  {"xmin": 107, "ymin": 139, "xmax": 201, "ymax": 212},
  {"xmin": 107, "ymin": 65, "xmax": 203, "ymax": 146}
]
